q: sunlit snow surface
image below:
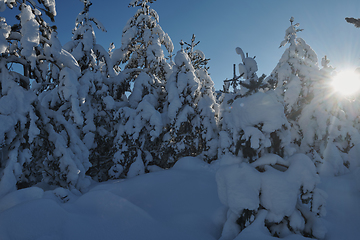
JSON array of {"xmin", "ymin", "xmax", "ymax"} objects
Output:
[{"xmin": 0, "ymin": 157, "xmax": 359, "ymax": 240}]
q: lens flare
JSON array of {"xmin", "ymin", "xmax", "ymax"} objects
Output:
[{"xmin": 332, "ymin": 70, "xmax": 360, "ymax": 96}]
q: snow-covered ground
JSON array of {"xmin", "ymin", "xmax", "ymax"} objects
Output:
[{"xmin": 0, "ymin": 157, "xmax": 359, "ymax": 240}]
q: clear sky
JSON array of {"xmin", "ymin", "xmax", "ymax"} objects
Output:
[{"xmin": 2, "ymin": 0, "xmax": 360, "ymax": 90}]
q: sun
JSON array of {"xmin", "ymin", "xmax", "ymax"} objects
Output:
[{"xmin": 331, "ymin": 69, "xmax": 360, "ymax": 96}]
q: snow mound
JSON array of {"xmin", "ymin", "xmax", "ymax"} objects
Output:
[
  {"xmin": 172, "ymin": 156, "xmax": 211, "ymax": 171},
  {"xmin": 0, "ymin": 164, "xmax": 224, "ymax": 240},
  {"xmin": 0, "ymin": 187, "xmax": 44, "ymax": 213}
]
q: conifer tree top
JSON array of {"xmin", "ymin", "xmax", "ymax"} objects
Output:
[
  {"xmin": 129, "ymin": 0, "xmax": 156, "ymax": 8},
  {"xmin": 279, "ymin": 17, "xmax": 303, "ymax": 48},
  {"xmin": 72, "ymin": 0, "xmax": 106, "ymax": 40}
]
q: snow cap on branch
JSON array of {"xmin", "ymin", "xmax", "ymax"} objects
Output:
[
  {"xmin": 0, "ymin": 18, "xmax": 11, "ymax": 53},
  {"xmin": 0, "ymin": 0, "xmax": 16, "ymax": 12},
  {"xmin": 279, "ymin": 17, "xmax": 303, "ymax": 48},
  {"xmin": 19, "ymin": 4, "xmax": 40, "ymax": 68},
  {"xmin": 129, "ymin": 0, "xmax": 156, "ymax": 7}
]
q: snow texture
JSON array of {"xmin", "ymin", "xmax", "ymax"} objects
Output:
[
  {"xmin": 19, "ymin": 4, "xmax": 39, "ymax": 69},
  {"xmin": 0, "ymin": 18, "xmax": 10, "ymax": 53},
  {"xmin": 43, "ymin": 0, "xmax": 57, "ymax": 16},
  {"xmin": 0, "ymin": 158, "xmax": 225, "ymax": 240},
  {"xmin": 0, "ymin": 0, "xmax": 15, "ymax": 12},
  {"xmin": 0, "ymin": 157, "xmax": 357, "ymax": 240},
  {"xmin": 216, "ymin": 153, "xmax": 326, "ymax": 239}
]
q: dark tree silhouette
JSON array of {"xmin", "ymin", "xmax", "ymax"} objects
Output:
[{"xmin": 345, "ymin": 17, "xmax": 360, "ymax": 28}]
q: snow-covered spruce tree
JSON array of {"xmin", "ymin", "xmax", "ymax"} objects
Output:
[
  {"xmin": 61, "ymin": 0, "xmax": 124, "ymax": 182},
  {"xmin": 0, "ymin": 0, "xmax": 54, "ymax": 195},
  {"xmin": 111, "ymin": 0, "xmax": 173, "ymax": 83},
  {"xmin": 216, "ymin": 94, "xmax": 327, "ymax": 240},
  {"xmin": 19, "ymin": 0, "xmax": 91, "ymax": 191},
  {"xmin": 218, "ymin": 47, "xmax": 266, "ymax": 157},
  {"xmin": 156, "ymin": 49, "xmax": 202, "ymax": 167},
  {"xmin": 0, "ymin": 29, "xmax": 37, "ymax": 195},
  {"xmin": 299, "ymin": 56, "xmax": 360, "ymax": 175},
  {"xmin": 266, "ymin": 17, "xmax": 320, "ymax": 146},
  {"xmin": 111, "ymin": 70, "xmax": 165, "ymax": 178},
  {"xmin": 182, "ymin": 35, "xmax": 219, "ymax": 162},
  {"xmin": 109, "ymin": 0, "xmax": 173, "ymax": 178},
  {"xmin": 216, "ymin": 47, "xmax": 326, "ymax": 239},
  {"xmin": 194, "ymin": 68, "xmax": 219, "ymax": 163},
  {"xmin": 216, "ymin": 91, "xmax": 327, "ymax": 239},
  {"xmin": 0, "ymin": 1, "xmax": 90, "ymax": 194},
  {"xmin": 219, "ymin": 47, "xmax": 280, "ymax": 161},
  {"xmin": 36, "ymin": 56, "xmax": 92, "ymax": 188},
  {"xmin": 218, "ymin": 52, "xmax": 245, "ymax": 159}
]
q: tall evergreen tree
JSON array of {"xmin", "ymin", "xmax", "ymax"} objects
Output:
[
  {"xmin": 0, "ymin": 0, "xmax": 91, "ymax": 194},
  {"xmin": 159, "ymin": 49, "xmax": 201, "ymax": 167},
  {"xmin": 217, "ymin": 48, "xmax": 325, "ymax": 240},
  {"xmin": 61, "ymin": 0, "xmax": 125, "ymax": 182},
  {"xmin": 183, "ymin": 35, "xmax": 218, "ymax": 162},
  {"xmin": 266, "ymin": 17, "xmax": 320, "ymax": 145},
  {"xmin": 34, "ymin": 9, "xmax": 92, "ymax": 191},
  {"xmin": 109, "ymin": 0, "xmax": 173, "ymax": 178},
  {"xmin": 0, "ymin": 0, "xmax": 51, "ymax": 195},
  {"xmin": 111, "ymin": 0, "xmax": 173, "ymax": 83},
  {"xmin": 111, "ymin": 70, "xmax": 164, "ymax": 177},
  {"xmin": 219, "ymin": 47, "xmax": 285, "ymax": 160},
  {"xmin": 195, "ymin": 67, "xmax": 219, "ymax": 163}
]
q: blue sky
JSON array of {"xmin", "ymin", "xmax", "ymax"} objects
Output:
[{"xmin": 3, "ymin": 0, "xmax": 360, "ymax": 90}]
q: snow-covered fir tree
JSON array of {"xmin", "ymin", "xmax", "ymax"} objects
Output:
[
  {"xmin": 216, "ymin": 46, "xmax": 326, "ymax": 239},
  {"xmin": 299, "ymin": 56, "xmax": 360, "ymax": 175},
  {"xmin": 158, "ymin": 49, "xmax": 202, "ymax": 167},
  {"xmin": 217, "ymin": 89, "xmax": 327, "ymax": 239},
  {"xmin": 20, "ymin": 0, "xmax": 91, "ymax": 191},
  {"xmin": 194, "ymin": 67, "xmax": 219, "ymax": 163},
  {"xmin": 61, "ymin": 0, "xmax": 125, "ymax": 182},
  {"xmin": 0, "ymin": 14, "xmax": 37, "ymax": 195},
  {"xmin": 111, "ymin": 70, "xmax": 164, "ymax": 177},
  {"xmin": 0, "ymin": 0, "xmax": 54, "ymax": 195},
  {"xmin": 182, "ymin": 36, "xmax": 219, "ymax": 162},
  {"xmin": 266, "ymin": 17, "xmax": 320, "ymax": 146},
  {"xmin": 36, "ymin": 31, "xmax": 92, "ymax": 191},
  {"xmin": 111, "ymin": 0, "xmax": 173, "ymax": 83},
  {"xmin": 0, "ymin": 0, "xmax": 91, "ymax": 194},
  {"xmin": 110, "ymin": 0, "xmax": 173, "ymax": 177},
  {"xmin": 218, "ymin": 50, "xmax": 244, "ymax": 158},
  {"xmin": 219, "ymin": 47, "xmax": 285, "ymax": 160}
]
